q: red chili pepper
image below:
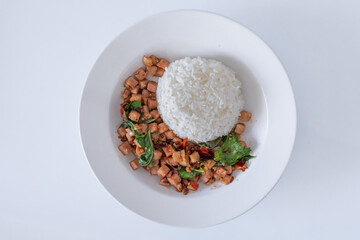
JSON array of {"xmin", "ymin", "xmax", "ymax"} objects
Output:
[
  {"xmin": 182, "ymin": 138, "xmax": 188, "ymax": 149},
  {"xmin": 196, "ymin": 148, "xmax": 214, "ymax": 159},
  {"xmin": 195, "ymin": 175, "xmax": 199, "ymax": 181},
  {"xmin": 235, "ymin": 161, "xmax": 246, "ymax": 168},
  {"xmin": 121, "ymin": 104, "xmax": 127, "ymax": 115},
  {"xmin": 189, "ymin": 180, "xmax": 199, "ymax": 190}
]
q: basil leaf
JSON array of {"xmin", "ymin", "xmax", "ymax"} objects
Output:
[
  {"xmin": 199, "ymin": 137, "xmax": 222, "ymax": 149},
  {"xmin": 142, "ymin": 118, "xmax": 156, "ymax": 124},
  {"xmin": 178, "ymin": 168, "xmax": 203, "ymax": 179},
  {"xmin": 214, "ymin": 132, "xmax": 254, "ymax": 166},
  {"xmin": 138, "ymin": 130, "xmax": 154, "ymax": 166},
  {"xmin": 149, "ymin": 161, "xmax": 156, "ymax": 168}
]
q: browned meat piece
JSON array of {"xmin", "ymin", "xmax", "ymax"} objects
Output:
[
  {"xmin": 159, "ymin": 133, "xmax": 166, "ymax": 141},
  {"xmin": 164, "ymin": 130, "xmax": 175, "ymax": 139},
  {"xmin": 240, "ymin": 140, "xmax": 247, "ymax": 148},
  {"xmin": 146, "ymin": 66, "xmax": 157, "ymax": 77},
  {"xmin": 129, "ymin": 159, "xmax": 141, "ymax": 170},
  {"xmin": 189, "ymin": 151, "xmax": 200, "ymax": 164},
  {"xmin": 221, "ymin": 175, "xmax": 234, "ymax": 185},
  {"xmin": 147, "ymin": 98, "xmax": 158, "ymax": 110},
  {"xmin": 162, "ymin": 145, "xmax": 174, "ymax": 157},
  {"xmin": 203, "ymin": 169, "xmax": 213, "ymax": 179},
  {"xmin": 139, "ymin": 79, "xmax": 148, "ymax": 89},
  {"xmin": 154, "ymin": 67, "xmax": 165, "ymax": 77},
  {"xmin": 157, "ymin": 165, "xmax": 170, "ymax": 179},
  {"xmin": 204, "ymin": 160, "xmax": 216, "ymax": 169},
  {"xmin": 150, "ymin": 55, "xmax": 159, "ymax": 65},
  {"xmin": 148, "ymin": 122, "xmax": 158, "ymax": 133},
  {"xmin": 216, "ymin": 167, "xmax": 227, "ymax": 178},
  {"xmin": 168, "ymin": 157, "xmax": 178, "ymax": 166},
  {"xmin": 158, "ymin": 122, "xmax": 169, "ymax": 134},
  {"xmin": 147, "ymin": 81, "xmax": 157, "ymax": 93},
  {"xmin": 130, "ymin": 94, "xmax": 141, "ymax": 102},
  {"xmin": 167, "ymin": 173, "xmax": 182, "ymax": 192},
  {"xmin": 133, "ymin": 139, "xmax": 142, "ymax": 148},
  {"xmin": 149, "ymin": 165, "xmax": 159, "ymax": 175},
  {"xmin": 128, "ymin": 110, "xmax": 140, "ymax": 122},
  {"xmin": 142, "ymin": 105, "xmax": 149, "ymax": 114},
  {"xmin": 151, "ymin": 132, "xmax": 160, "ymax": 142},
  {"xmin": 155, "ymin": 117, "xmax": 163, "ymax": 124},
  {"xmin": 117, "ymin": 127, "xmax": 127, "ymax": 138},
  {"xmin": 156, "ymin": 58, "xmax": 170, "ymax": 69},
  {"xmin": 225, "ymin": 166, "xmax": 232, "ymax": 175},
  {"xmin": 200, "ymin": 175, "xmax": 210, "ymax": 184},
  {"xmin": 141, "ymin": 89, "xmax": 150, "ymax": 98},
  {"xmin": 153, "ymin": 150, "xmax": 163, "ymax": 161},
  {"xmin": 130, "ymin": 85, "xmax": 140, "ymax": 94},
  {"xmin": 125, "ymin": 133, "xmax": 134, "ymax": 143},
  {"xmin": 142, "ymin": 56, "xmax": 153, "ymax": 67},
  {"xmin": 172, "ymin": 137, "xmax": 182, "ymax": 144},
  {"xmin": 124, "ymin": 76, "xmax": 138, "ymax": 89},
  {"xmin": 172, "ymin": 151, "xmax": 181, "ymax": 164},
  {"xmin": 150, "ymin": 110, "xmax": 160, "ymax": 120},
  {"xmin": 135, "ymin": 146, "xmax": 144, "ymax": 156},
  {"xmin": 239, "ymin": 110, "xmax": 252, "ymax": 122},
  {"xmin": 118, "ymin": 142, "xmax": 132, "ymax": 155},
  {"xmin": 234, "ymin": 123, "xmax": 245, "ymax": 135},
  {"xmin": 134, "ymin": 123, "xmax": 147, "ymax": 134},
  {"xmin": 134, "ymin": 67, "xmax": 146, "ymax": 80},
  {"xmin": 214, "ymin": 173, "xmax": 221, "ymax": 181},
  {"xmin": 160, "ymin": 178, "xmax": 170, "ymax": 186},
  {"xmin": 179, "ymin": 150, "xmax": 190, "ymax": 167},
  {"xmin": 122, "ymin": 89, "xmax": 131, "ymax": 99}
]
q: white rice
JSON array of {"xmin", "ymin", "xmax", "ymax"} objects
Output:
[{"xmin": 157, "ymin": 57, "xmax": 244, "ymax": 143}]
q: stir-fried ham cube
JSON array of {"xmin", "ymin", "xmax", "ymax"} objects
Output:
[
  {"xmin": 134, "ymin": 67, "xmax": 146, "ymax": 80},
  {"xmin": 239, "ymin": 110, "xmax": 252, "ymax": 122},
  {"xmin": 130, "ymin": 159, "xmax": 141, "ymax": 170},
  {"xmin": 162, "ymin": 145, "xmax": 174, "ymax": 157},
  {"xmin": 150, "ymin": 110, "xmax": 160, "ymax": 119},
  {"xmin": 189, "ymin": 151, "xmax": 200, "ymax": 164},
  {"xmin": 234, "ymin": 123, "xmax": 245, "ymax": 135},
  {"xmin": 164, "ymin": 130, "xmax": 175, "ymax": 139},
  {"xmin": 167, "ymin": 173, "xmax": 182, "ymax": 192},
  {"xmin": 139, "ymin": 79, "xmax": 148, "ymax": 89},
  {"xmin": 118, "ymin": 142, "xmax": 132, "ymax": 155},
  {"xmin": 157, "ymin": 165, "xmax": 170, "ymax": 179},
  {"xmin": 147, "ymin": 81, "xmax": 157, "ymax": 93},
  {"xmin": 216, "ymin": 167, "xmax": 227, "ymax": 178},
  {"xmin": 156, "ymin": 58, "xmax": 170, "ymax": 69},
  {"xmin": 122, "ymin": 89, "xmax": 131, "ymax": 99},
  {"xmin": 130, "ymin": 94, "xmax": 141, "ymax": 102},
  {"xmin": 221, "ymin": 175, "xmax": 234, "ymax": 185},
  {"xmin": 146, "ymin": 66, "xmax": 157, "ymax": 77},
  {"xmin": 124, "ymin": 76, "xmax": 138, "ymax": 89},
  {"xmin": 158, "ymin": 122, "xmax": 169, "ymax": 134},
  {"xmin": 128, "ymin": 110, "xmax": 140, "ymax": 122},
  {"xmin": 147, "ymin": 98, "xmax": 158, "ymax": 110},
  {"xmin": 117, "ymin": 127, "xmax": 127, "ymax": 138}
]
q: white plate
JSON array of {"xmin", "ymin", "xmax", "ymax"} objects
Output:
[{"xmin": 79, "ymin": 10, "xmax": 296, "ymax": 227}]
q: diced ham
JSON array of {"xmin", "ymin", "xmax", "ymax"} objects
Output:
[
  {"xmin": 153, "ymin": 150, "xmax": 163, "ymax": 161},
  {"xmin": 157, "ymin": 165, "xmax": 170, "ymax": 179},
  {"xmin": 150, "ymin": 166, "xmax": 159, "ymax": 175},
  {"xmin": 221, "ymin": 175, "xmax": 234, "ymax": 185},
  {"xmin": 142, "ymin": 105, "xmax": 150, "ymax": 114},
  {"xmin": 139, "ymin": 79, "xmax": 148, "ymax": 89},
  {"xmin": 124, "ymin": 76, "xmax": 138, "ymax": 89},
  {"xmin": 203, "ymin": 169, "xmax": 213, "ymax": 179},
  {"xmin": 150, "ymin": 110, "xmax": 160, "ymax": 119},
  {"xmin": 155, "ymin": 117, "xmax": 163, "ymax": 124},
  {"xmin": 135, "ymin": 146, "xmax": 144, "ymax": 156},
  {"xmin": 158, "ymin": 122, "xmax": 169, "ymax": 134},
  {"xmin": 172, "ymin": 137, "xmax": 182, "ymax": 144},
  {"xmin": 130, "ymin": 94, "xmax": 141, "ymax": 102},
  {"xmin": 160, "ymin": 178, "xmax": 170, "ymax": 186},
  {"xmin": 164, "ymin": 130, "xmax": 175, "ymax": 139},
  {"xmin": 234, "ymin": 123, "xmax": 245, "ymax": 135},
  {"xmin": 142, "ymin": 55, "xmax": 153, "ymax": 67},
  {"xmin": 154, "ymin": 67, "xmax": 165, "ymax": 77},
  {"xmin": 117, "ymin": 127, "xmax": 127, "ymax": 138},
  {"xmin": 239, "ymin": 110, "xmax": 252, "ymax": 122},
  {"xmin": 129, "ymin": 159, "xmax": 141, "ymax": 170},
  {"xmin": 189, "ymin": 151, "xmax": 200, "ymax": 164},
  {"xmin": 225, "ymin": 166, "xmax": 233, "ymax": 175},
  {"xmin": 147, "ymin": 81, "xmax": 157, "ymax": 93},
  {"xmin": 128, "ymin": 110, "xmax": 140, "ymax": 122},
  {"xmin": 130, "ymin": 85, "xmax": 140, "ymax": 94},
  {"xmin": 118, "ymin": 142, "xmax": 132, "ymax": 155},
  {"xmin": 134, "ymin": 123, "xmax": 147, "ymax": 134},
  {"xmin": 149, "ymin": 122, "xmax": 158, "ymax": 133},
  {"xmin": 147, "ymin": 98, "xmax": 158, "ymax": 110},
  {"xmin": 141, "ymin": 89, "xmax": 150, "ymax": 98},
  {"xmin": 167, "ymin": 173, "xmax": 182, "ymax": 192},
  {"xmin": 168, "ymin": 157, "xmax": 178, "ymax": 166},
  {"xmin": 146, "ymin": 66, "xmax": 157, "ymax": 77},
  {"xmin": 204, "ymin": 160, "xmax": 216, "ymax": 169},
  {"xmin": 162, "ymin": 145, "xmax": 174, "ymax": 157},
  {"xmin": 179, "ymin": 150, "xmax": 190, "ymax": 166},
  {"xmin": 200, "ymin": 175, "xmax": 210, "ymax": 184},
  {"xmin": 125, "ymin": 128, "xmax": 134, "ymax": 136},
  {"xmin": 150, "ymin": 55, "xmax": 159, "ymax": 65},
  {"xmin": 214, "ymin": 173, "xmax": 221, "ymax": 181},
  {"xmin": 159, "ymin": 133, "xmax": 166, "ymax": 141},
  {"xmin": 216, "ymin": 167, "xmax": 227, "ymax": 178},
  {"xmin": 172, "ymin": 151, "xmax": 181, "ymax": 164},
  {"xmin": 126, "ymin": 133, "xmax": 134, "ymax": 143},
  {"xmin": 134, "ymin": 67, "xmax": 146, "ymax": 80},
  {"xmin": 122, "ymin": 89, "xmax": 131, "ymax": 99},
  {"xmin": 156, "ymin": 58, "xmax": 170, "ymax": 69},
  {"xmin": 151, "ymin": 132, "xmax": 160, "ymax": 142}
]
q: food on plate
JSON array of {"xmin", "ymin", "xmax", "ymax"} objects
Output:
[{"xmin": 117, "ymin": 55, "xmax": 254, "ymax": 194}]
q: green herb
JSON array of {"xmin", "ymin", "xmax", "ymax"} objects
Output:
[
  {"xmin": 123, "ymin": 100, "xmax": 141, "ymax": 120},
  {"xmin": 178, "ymin": 168, "xmax": 203, "ymax": 179},
  {"xmin": 142, "ymin": 118, "xmax": 156, "ymax": 124},
  {"xmin": 214, "ymin": 132, "xmax": 254, "ymax": 166},
  {"xmin": 149, "ymin": 161, "xmax": 156, "ymax": 168},
  {"xmin": 199, "ymin": 137, "xmax": 222, "ymax": 149},
  {"xmin": 138, "ymin": 130, "xmax": 154, "ymax": 166}
]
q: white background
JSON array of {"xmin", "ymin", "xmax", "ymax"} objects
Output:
[{"xmin": 1, "ymin": 0, "xmax": 360, "ymax": 239}]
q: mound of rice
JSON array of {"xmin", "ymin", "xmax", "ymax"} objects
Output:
[{"xmin": 157, "ymin": 57, "xmax": 244, "ymax": 143}]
